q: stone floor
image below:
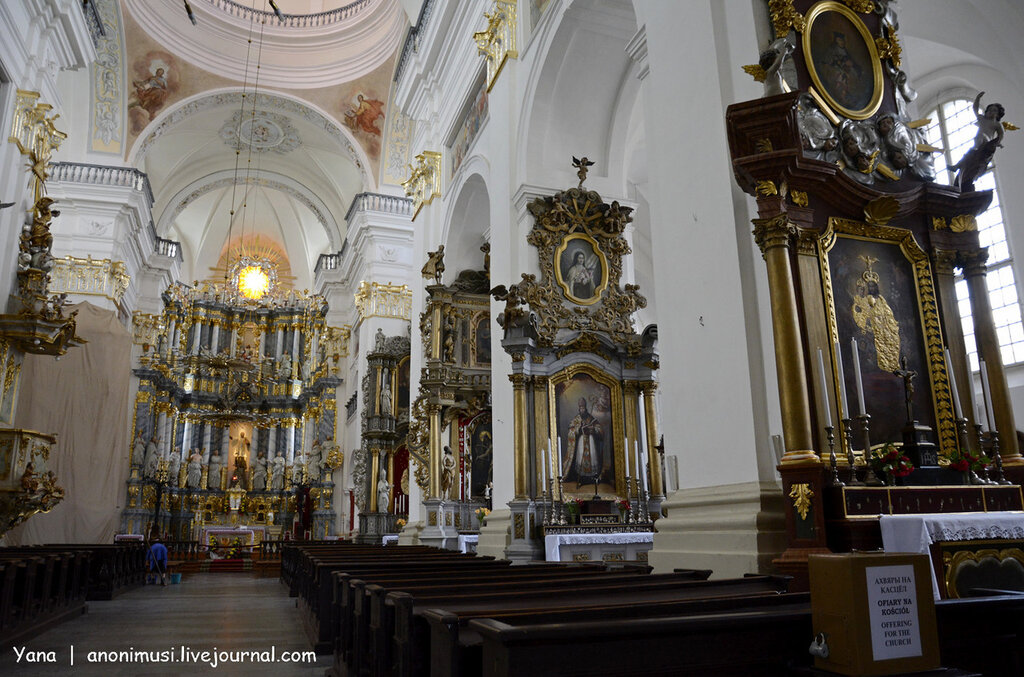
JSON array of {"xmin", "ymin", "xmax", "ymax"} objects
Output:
[{"xmin": 0, "ymin": 574, "xmax": 327, "ymax": 676}]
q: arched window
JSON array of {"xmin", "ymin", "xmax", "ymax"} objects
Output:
[{"xmin": 924, "ymin": 99, "xmax": 1024, "ymax": 368}]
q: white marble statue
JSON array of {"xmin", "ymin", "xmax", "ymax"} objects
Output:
[
  {"xmin": 307, "ymin": 443, "xmax": 322, "ymax": 482},
  {"xmin": 143, "ymin": 437, "xmax": 160, "ymax": 477},
  {"xmin": 208, "ymin": 452, "xmax": 224, "ymax": 490},
  {"xmin": 186, "ymin": 450, "xmax": 203, "ymax": 489},
  {"xmin": 252, "ymin": 453, "xmax": 268, "ymax": 491},
  {"xmin": 377, "ymin": 474, "xmax": 391, "ymax": 512},
  {"xmin": 168, "ymin": 451, "xmax": 181, "ymax": 486},
  {"xmin": 132, "ymin": 431, "xmax": 146, "ymax": 467},
  {"xmin": 270, "ymin": 454, "xmax": 286, "ymax": 490}
]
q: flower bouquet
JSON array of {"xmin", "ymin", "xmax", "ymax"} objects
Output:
[
  {"xmin": 474, "ymin": 507, "xmax": 490, "ymax": 526},
  {"xmin": 564, "ymin": 497, "xmax": 584, "ymax": 523},
  {"xmin": 616, "ymin": 498, "xmax": 631, "ymax": 521},
  {"xmin": 869, "ymin": 443, "xmax": 914, "ymax": 485},
  {"xmin": 395, "ymin": 517, "xmax": 407, "ymax": 530}
]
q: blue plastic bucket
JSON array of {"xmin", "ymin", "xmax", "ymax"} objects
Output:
[{"xmin": 170, "ymin": 573, "xmax": 182, "ymax": 584}]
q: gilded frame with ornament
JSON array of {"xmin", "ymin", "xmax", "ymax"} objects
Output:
[
  {"xmin": 802, "ymin": 1, "xmax": 884, "ymax": 121},
  {"xmin": 818, "ymin": 217, "xmax": 956, "ymax": 458},
  {"xmin": 547, "ymin": 363, "xmax": 625, "ymax": 497},
  {"xmin": 554, "ymin": 232, "xmax": 609, "ymax": 306}
]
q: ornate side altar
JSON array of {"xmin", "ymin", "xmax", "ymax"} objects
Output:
[
  {"xmin": 494, "ymin": 160, "xmax": 661, "ymax": 561},
  {"xmin": 0, "ymin": 91, "xmax": 85, "ymax": 534},
  {"xmin": 726, "ymin": 0, "xmax": 1021, "ymax": 587},
  {"xmin": 121, "ymin": 278, "xmax": 345, "ymax": 540}
]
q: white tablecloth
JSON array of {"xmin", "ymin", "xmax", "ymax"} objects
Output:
[
  {"xmin": 544, "ymin": 532, "xmax": 654, "ymax": 562},
  {"xmin": 381, "ymin": 534, "xmax": 399, "ymax": 546},
  {"xmin": 457, "ymin": 534, "xmax": 478, "ymax": 554},
  {"xmin": 879, "ymin": 511, "xmax": 1024, "ymax": 598}
]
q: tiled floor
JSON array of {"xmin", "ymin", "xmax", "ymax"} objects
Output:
[{"xmin": 0, "ymin": 574, "xmax": 327, "ymax": 676}]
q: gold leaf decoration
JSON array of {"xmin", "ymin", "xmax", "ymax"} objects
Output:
[
  {"xmin": 742, "ymin": 64, "xmax": 767, "ymax": 83},
  {"xmin": 755, "ymin": 138, "xmax": 774, "ymax": 153},
  {"xmin": 755, "ymin": 180, "xmax": 778, "ymax": 197},
  {"xmin": 791, "ymin": 190, "xmax": 809, "ymax": 207},
  {"xmin": 1003, "ymin": 121, "xmax": 1020, "ymax": 132},
  {"xmin": 768, "ymin": 0, "xmax": 805, "ymax": 35},
  {"xmin": 789, "ymin": 483, "xmax": 813, "ymax": 521},
  {"xmin": 875, "ymin": 25, "xmax": 902, "ymax": 69},
  {"xmin": 931, "ymin": 217, "xmax": 948, "ymax": 231},
  {"xmin": 950, "ymin": 215, "xmax": 978, "ymax": 233},
  {"xmin": 841, "ymin": 0, "xmax": 874, "ymax": 11},
  {"xmin": 863, "ymin": 195, "xmax": 900, "ymax": 226}
]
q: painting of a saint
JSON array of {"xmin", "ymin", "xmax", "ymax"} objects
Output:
[
  {"xmin": 470, "ymin": 418, "xmax": 493, "ymax": 499},
  {"xmin": 127, "ymin": 52, "xmax": 178, "ymax": 133},
  {"xmin": 804, "ymin": 6, "xmax": 880, "ymax": 118},
  {"xmin": 555, "ymin": 371, "xmax": 615, "ymax": 493},
  {"xmin": 475, "ymin": 317, "xmax": 491, "ymax": 365},
  {"xmin": 344, "ymin": 93, "xmax": 385, "ymax": 136},
  {"xmin": 555, "ymin": 235, "xmax": 606, "ymax": 305}
]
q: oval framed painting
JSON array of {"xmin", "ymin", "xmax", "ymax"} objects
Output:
[
  {"xmin": 554, "ymin": 233, "xmax": 609, "ymax": 306},
  {"xmin": 803, "ymin": 1, "xmax": 883, "ymax": 120}
]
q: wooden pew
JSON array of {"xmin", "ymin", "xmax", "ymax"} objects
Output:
[
  {"xmin": 424, "ymin": 592, "xmax": 810, "ymax": 677},
  {"xmin": 388, "ymin": 575, "xmax": 792, "ymax": 677},
  {"xmin": 470, "ymin": 604, "xmax": 812, "ymax": 677},
  {"xmin": 0, "ymin": 547, "xmax": 92, "ymax": 646},
  {"xmin": 352, "ymin": 566, "xmax": 648, "ymax": 677}
]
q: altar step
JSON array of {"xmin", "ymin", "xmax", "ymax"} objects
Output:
[{"xmin": 171, "ymin": 559, "xmax": 255, "ymax": 574}]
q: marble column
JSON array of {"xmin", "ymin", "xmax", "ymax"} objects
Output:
[
  {"xmin": 275, "ymin": 326, "xmax": 284, "ymax": 361},
  {"xmin": 203, "ymin": 424, "xmax": 213, "ymax": 461},
  {"xmin": 166, "ymin": 318, "xmax": 176, "ymax": 357},
  {"xmin": 267, "ymin": 426, "xmax": 277, "ymax": 459},
  {"xmin": 286, "ymin": 421, "xmax": 295, "ymax": 463},
  {"xmin": 192, "ymin": 321, "xmax": 202, "ymax": 355},
  {"xmin": 962, "ymin": 249, "xmax": 1021, "ymax": 461},
  {"xmin": 211, "ymin": 323, "xmax": 220, "ymax": 354}
]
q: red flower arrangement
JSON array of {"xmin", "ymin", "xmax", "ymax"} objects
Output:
[
  {"xmin": 869, "ymin": 443, "xmax": 914, "ymax": 479},
  {"xmin": 616, "ymin": 499, "xmax": 631, "ymax": 512},
  {"xmin": 947, "ymin": 449, "xmax": 983, "ymax": 473}
]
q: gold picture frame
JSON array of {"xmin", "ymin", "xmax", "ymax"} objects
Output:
[
  {"xmin": 547, "ymin": 363, "xmax": 624, "ymax": 497},
  {"xmin": 818, "ymin": 217, "xmax": 957, "ymax": 458},
  {"xmin": 803, "ymin": 1, "xmax": 884, "ymax": 121},
  {"xmin": 554, "ymin": 232, "xmax": 609, "ymax": 306}
]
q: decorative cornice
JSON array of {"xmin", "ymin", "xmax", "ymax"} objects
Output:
[
  {"xmin": 208, "ymin": 0, "xmax": 372, "ymax": 27},
  {"xmin": 959, "ymin": 248, "xmax": 989, "ymax": 278},
  {"xmin": 354, "ymin": 281, "xmax": 412, "ymax": 321}
]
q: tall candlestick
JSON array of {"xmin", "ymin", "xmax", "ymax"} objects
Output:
[
  {"xmin": 944, "ymin": 348, "xmax": 963, "ymax": 419},
  {"xmin": 979, "ymin": 358, "xmax": 996, "ymax": 431},
  {"xmin": 851, "ymin": 337, "xmax": 866, "ymax": 415},
  {"xmin": 818, "ymin": 349, "xmax": 833, "ymax": 428},
  {"xmin": 544, "ymin": 442, "xmax": 551, "ymax": 490},
  {"xmin": 634, "ymin": 440, "xmax": 640, "ymax": 484},
  {"xmin": 833, "ymin": 340, "xmax": 848, "ymax": 419}
]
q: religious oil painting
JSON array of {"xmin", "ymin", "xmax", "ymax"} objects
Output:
[
  {"xmin": 553, "ymin": 368, "xmax": 619, "ymax": 495},
  {"xmin": 555, "ymin": 233, "xmax": 608, "ymax": 306},
  {"xmin": 803, "ymin": 2, "xmax": 882, "ymax": 120},
  {"xmin": 824, "ymin": 230, "xmax": 938, "ymax": 450},
  {"xmin": 474, "ymin": 316, "xmax": 491, "ymax": 365},
  {"xmin": 127, "ymin": 50, "xmax": 179, "ymax": 133},
  {"xmin": 469, "ymin": 416, "xmax": 493, "ymax": 499}
]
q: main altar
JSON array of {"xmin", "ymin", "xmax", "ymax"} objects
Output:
[
  {"xmin": 120, "ymin": 270, "xmax": 347, "ymax": 541},
  {"xmin": 726, "ymin": 0, "xmax": 1022, "ymax": 591}
]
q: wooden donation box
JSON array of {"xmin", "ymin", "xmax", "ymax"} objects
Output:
[{"xmin": 809, "ymin": 553, "xmax": 939, "ymax": 676}]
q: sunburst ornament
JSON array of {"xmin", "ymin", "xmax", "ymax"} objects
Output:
[{"xmin": 238, "ymin": 265, "xmax": 271, "ymax": 300}]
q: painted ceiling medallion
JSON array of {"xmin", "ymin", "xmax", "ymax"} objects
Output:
[{"xmin": 219, "ymin": 110, "xmax": 300, "ymax": 153}]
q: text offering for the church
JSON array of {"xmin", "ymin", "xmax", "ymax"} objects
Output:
[{"xmin": 866, "ymin": 564, "xmax": 921, "ymax": 661}]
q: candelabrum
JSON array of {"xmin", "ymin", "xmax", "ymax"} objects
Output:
[
  {"xmin": 987, "ymin": 429, "xmax": 1011, "ymax": 485},
  {"xmin": 544, "ymin": 479, "xmax": 554, "ymax": 525},
  {"xmin": 556, "ymin": 475, "xmax": 566, "ymax": 525},
  {"xmin": 972, "ymin": 424, "xmax": 994, "ymax": 484},
  {"xmin": 841, "ymin": 418, "xmax": 864, "ymax": 486},
  {"xmin": 624, "ymin": 476, "xmax": 636, "ymax": 525},
  {"xmin": 956, "ymin": 418, "xmax": 985, "ymax": 485},
  {"xmin": 638, "ymin": 482, "xmax": 651, "ymax": 524},
  {"xmin": 856, "ymin": 413, "xmax": 883, "ymax": 485},
  {"xmin": 825, "ymin": 425, "xmax": 843, "ymax": 487}
]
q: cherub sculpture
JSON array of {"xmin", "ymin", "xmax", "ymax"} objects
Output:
[{"xmin": 951, "ymin": 92, "xmax": 1008, "ymax": 191}]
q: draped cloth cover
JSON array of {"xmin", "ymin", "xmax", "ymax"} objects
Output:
[{"xmin": 5, "ymin": 302, "xmax": 132, "ymax": 544}]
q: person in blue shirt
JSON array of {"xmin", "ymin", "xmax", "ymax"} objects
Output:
[{"xmin": 147, "ymin": 537, "xmax": 169, "ymax": 586}]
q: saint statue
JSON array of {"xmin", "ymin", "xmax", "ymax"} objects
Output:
[
  {"xmin": 144, "ymin": 437, "xmax": 160, "ymax": 478},
  {"xmin": 380, "ymin": 369, "xmax": 393, "ymax": 416},
  {"xmin": 252, "ymin": 453, "xmax": 268, "ymax": 491},
  {"xmin": 132, "ymin": 431, "xmax": 146, "ymax": 467},
  {"xmin": 377, "ymin": 474, "xmax": 391, "ymax": 512},
  {"xmin": 270, "ymin": 454, "xmax": 286, "ymax": 491},
  {"xmin": 307, "ymin": 443, "xmax": 322, "ymax": 483},
  {"xmin": 563, "ymin": 398, "xmax": 605, "ymax": 486},
  {"xmin": 375, "ymin": 328, "xmax": 386, "ymax": 352},
  {"xmin": 441, "ymin": 445, "xmax": 456, "ymax": 499},
  {"xmin": 168, "ymin": 451, "xmax": 182, "ymax": 487},
  {"xmin": 208, "ymin": 452, "xmax": 224, "ymax": 491},
  {"xmin": 186, "ymin": 450, "xmax": 203, "ymax": 489}
]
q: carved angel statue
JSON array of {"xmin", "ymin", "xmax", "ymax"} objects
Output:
[
  {"xmin": 743, "ymin": 37, "xmax": 793, "ymax": 97},
  {"xmin": 951, "ymin": 91, "xmax": 1013, "ymax": 191},
  {"xmin": 572, "ymin": 156, "xmax": 595, "ymax": 188},
  {"xmin": 422, "ymin": 245, "xmax": 445, "ymax": 285}
]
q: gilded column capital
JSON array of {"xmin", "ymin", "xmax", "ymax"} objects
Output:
[
  {"xmin": 752, "ymin": 215, "xmax": 797, "ymax": 256},
  {"xmin": 639, "ymin": 381, "xmax": 658, "ymax": 395},
  {"xmin": 509, "ymin": 373, "xmax": 530, "ymax": 388},
  {"xmin": 959, "ymin": 248, "xmax": 989, "ymax": 278},
  {"xmin": 931, "ymin": 249, "xmax": 958, "ymax": 275},
  {"xmin": 794, "ymin": 227, "xmax": 819, "ymax": 257}
]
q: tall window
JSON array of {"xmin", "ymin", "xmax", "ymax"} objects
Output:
[{"xmin": 924, "ymin": 99, "xmax": 1024, "ymax": 369}]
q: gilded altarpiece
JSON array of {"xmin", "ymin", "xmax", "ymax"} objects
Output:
[
  {"xmin": 495, "ymin": 167, "xmax": 660, "ymax": 562},
  {"xmin": 726, "ymin": 0, "xmax": 1022, "ymax": 588}
]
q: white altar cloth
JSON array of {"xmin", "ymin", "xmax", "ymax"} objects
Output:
[
  {"xmin": 201, "ymin": 526, "xmax": 266, "ymax": 547},
  {"xmin": 381, "ymin": 534, "xmax": 399, "ymax": 546},
  {"xmin": 457, "ymin": 534, "xmax": 479, "ymax": 554},
  {"xmin": 879, "ymin": 511, "xmax": 1024, "ymax": 598},
  {"xmin": 545, "ymin": 532, "xmax": 654, "ymax": 562}
]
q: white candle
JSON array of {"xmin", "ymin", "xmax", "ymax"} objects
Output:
[
  {"xmin": 556, "ymin": 437, "xmax": 562, "ymax": 477},
  {"xmin": 817, "ymin": 349, "xmax": 833, "ymax": 428},
  {"xmin": 851, "ymin": 337, "xmax": 866, "ymax": 415},
  {"xmin": 637, "ymin": 395, "xmax": 648, "ymax": 459},
  {"xmin": 544, "ymin": 442, "xmax": 552, "ymax": 490},
  {"xmin": 944, "ymin": 348, "xmax": 963, "ymax": 419},
  {"xmin": 979, "ymin": 358, "xmax": 996, "ymax": 430},
  {"xmin": 833, "ymin": 340, "xmax": 848, "ymax": 419},
  {"xmin": 640, "ymin": 448, "xmax": 649, "ymax": 494},
  {"xmin": 634, "ymin": 440, "xmax": 640, "ymax": 483}
]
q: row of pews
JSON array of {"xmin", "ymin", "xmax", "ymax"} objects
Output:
[
  {"xmin": 284, "ymin": 542, "xmax": 815, "ymax": 677},
  {"xmin": 0, "ymin": 543, "xmax": 147, "ymax": 645}
]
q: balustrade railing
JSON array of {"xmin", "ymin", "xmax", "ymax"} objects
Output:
[
  {"xmin": 395, "ymin": 0, "xmax": 436, "ymax": 82},
  {"xmin": 208, "ymin": 0, "xmax": 372, "ymax": 28},
  {"xmin": 344, "ymin": 192, "xmax": 414, "ymax": 221},
  {"xmin": 50, "ymin": 162, "xmax": 154, "ymax": 206}
]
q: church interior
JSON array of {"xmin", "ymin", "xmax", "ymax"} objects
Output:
[{"xmin": 3, "ymin": 0, "xmax": 1024, "ymax": 674}]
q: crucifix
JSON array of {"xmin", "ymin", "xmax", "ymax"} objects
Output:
[{"xmin": 892, "ymin": 355, "xmax": 917, "ymax": 424}]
